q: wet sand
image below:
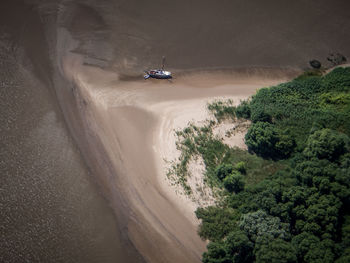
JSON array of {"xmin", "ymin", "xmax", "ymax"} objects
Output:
[
  {"xmin": 2, "ymin": 0, "xmax": 350, "ymax": 262},
  {"xmin": 65, "ymin": 57, "xmax": 298, "ymax": 262}
]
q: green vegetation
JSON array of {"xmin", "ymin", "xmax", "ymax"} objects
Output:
[
  {"xmin": 168, "ymin": 121, "xmax": 284, "ymax": 197},
  {"xmin": 170, "ymin": 67, "xmax": 350, "ymax": 262},
  {"xmin": 245, "ymin": 122, "xmax": 296, "ymax": 159},
  {"xmin": 223, "ymin": 171, "xmax": 245, "ymax": 193},
  {"xmin": 294, "ymin": 68, "xmax": 323, "ymax": 81},
  {"xmin": 208, "ymin": 100, "xmax": 237, "ymax": 122}
]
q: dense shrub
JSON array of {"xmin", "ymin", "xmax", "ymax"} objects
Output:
[
  {"xmin": 250, "ymin": 105, "xmax": 272, "ymax": 123},
  {"xmin": 304, "ymin": 128, "xmax": 350, "ymax": 161},
  {"xmin": 255, "ymin": 238, "xmax": 297, "ymax": 263},
  {"xmin": 322, "ymin": 67, "xmax": 350, "ymax": 92},
  {"xmin": 235, "ymin": 100, "xmax": 251, "ymax": 119},
  {"xmin": 225, "ymin": 230, "xmax": 254, "ymax": 263},
  {"xmin": 202, "ymin": 242, "xmax": 231, "ymax": 263},
  {"xmin": 294, "ymin": 69, "xmax": 322, "ymax": 81},
  {"xmin": 235, "ymin": 161, "xmax": 247, "ymax": 174},
  {"xmin": 245, "ymin": 122, "xmax": 278, "ymax": 157},
  {"xmin": 223, "ymin": 172, "xmax": 245, "ymax": 193},
  {"xmin": 245, "ymin": 122, "xmax": 295, "ymax": 159},
  {"xmin": 197, "ymin": 68, "xmax": 350, "ymax": 263},
  {"xmin": 215, "ymin": 164, "xmax": 234, "ymax": 180},
  {"xmin": 196, "ymin": 207, "xmax": 238, "ymax": 241},
  {"xmin": 239, "ymin": 210, "xmax": 290, "ymax": 242}
]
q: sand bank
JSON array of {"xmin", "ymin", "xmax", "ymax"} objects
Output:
[
  {"xmin": 3, "ymin": 0, "xmax": 350, "ymax": 262},
  {"xmin": 64, "ymin": 56, "xmax": 297, "ymax": 263}
]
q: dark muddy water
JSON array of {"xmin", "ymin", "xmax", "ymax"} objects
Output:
[
  {"xmin": 1, "ymin": 0, "xmax": 350, "ymax": 262},
  {"xmin": 0, "ymin": 1, "xmax": 143, "ymax": 262}
]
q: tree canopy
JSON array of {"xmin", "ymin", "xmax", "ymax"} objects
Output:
[{"xmin": 196, "ymin": 67, "xmax": 350, "ymax": 263}]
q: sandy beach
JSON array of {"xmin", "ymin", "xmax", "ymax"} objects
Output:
[{"xmin": 63, "ymin": 54, "xmax": 298, "ymax": 262}]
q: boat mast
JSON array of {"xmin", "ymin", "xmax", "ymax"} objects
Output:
[{"xmin": 162, "ymin": 56, "xmax": 165, "ymax": 71}]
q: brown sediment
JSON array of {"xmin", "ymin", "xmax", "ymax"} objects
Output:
[
  {"xmin": 65, "ymin": 60, "xmax": 298, "ymax": 262},
  {"xmin": 2, "ymin": 0, "xmax": 350, "ymax": 262},
  {"xmin": 0, "ymin": 1, "xmax": 144, "ymax": 263}
]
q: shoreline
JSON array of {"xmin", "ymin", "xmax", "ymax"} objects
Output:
[
  {"xmin": 3, "ymin": 1, "xmax": 350, "ymax": 262},
  {"xmin": 65, "ymin": 60, "xmax": 299, "ymax": 263}
]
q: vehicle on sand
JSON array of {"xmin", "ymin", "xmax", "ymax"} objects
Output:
[{"xmin": 144, "ymin": 56, "xmax": 172, "ymax": 80}]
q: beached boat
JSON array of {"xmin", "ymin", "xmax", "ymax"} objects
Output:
[{"xmin": 144, "ymin": 56, "xmax": 172, "ymax": 79}]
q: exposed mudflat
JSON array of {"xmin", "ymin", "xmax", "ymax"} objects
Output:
[{"xmin": 1, "ymin": 0, "xmax": 350, "ymax": 262}]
